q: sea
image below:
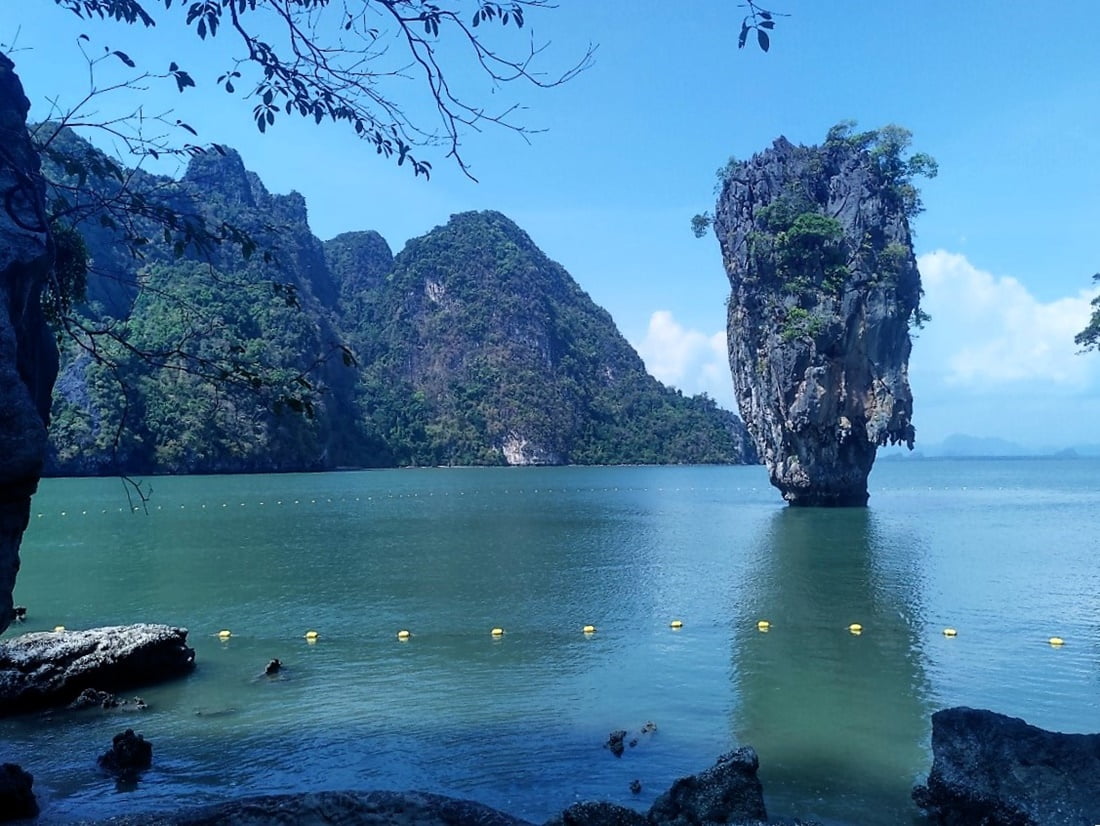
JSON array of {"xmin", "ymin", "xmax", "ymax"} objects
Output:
[{"xmin": 2, "ymin": 459, "xmax": 1099, "ymax": 825}]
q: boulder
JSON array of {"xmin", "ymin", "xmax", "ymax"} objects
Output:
[
  {"xmin": 913, "ymin": 706, "xmax": 1100, "ymax": 825},
  {"xmin": 98, "ymin": 729, "xmax": 153, "ymax": 778},
  {"xmin": 546, "ymin": 802, "xmax": 648, "ymax": 826},
  {"xmin": 0, "ymin": 624, "xmax": 195, "ymax": 715},
  {"xmin": 0, "ymin": 763, "xmax": 37, "ymax": 821},
  {"xmin": 648, "ymin": 748, "xmax": 768, "ymax": 826}
]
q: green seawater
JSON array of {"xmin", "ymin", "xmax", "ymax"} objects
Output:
[{"xmin": 3, "ymin": 461, "xmax": 1100, "ymax": 825}]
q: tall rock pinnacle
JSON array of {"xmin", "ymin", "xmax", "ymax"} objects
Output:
[{"xmin": 712, "ymin": 125, "xmax": 934, "ymax": 505}]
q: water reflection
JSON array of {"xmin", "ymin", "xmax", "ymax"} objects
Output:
[{"xmin": 730, "ymin": 507, "xmax": 932, "ymax": 825}]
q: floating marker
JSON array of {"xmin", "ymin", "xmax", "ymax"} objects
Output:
[
  {"xmin": 757, "ymin": 620, "xmax": 770, "ymax": 631},
  {"xmin": 304, "ymin": 630, "xmax": 319, "ymax": 641},
  {"xmin": 943, "ymin": 628, "xmax": 958, "ymax": 637},
  {"xmin": 218, "ymin": 630, "xmax": 232, "ymax": 639},
  {"xmin": 848, "ymin": 623, "xmax": 863, "ymax": 635},
  {"xmin": 53, "ymin": 625, "xmax": 65, "ymax": 633},
  {"xmin": 582, "ymin": 625, "xmax": 596, "ymax": 634},
  {"xmin": 669, "ymin": 620, "xmax": 683, "ymax": 629},
  {"xmin": 1050, "ymin": 637, "xmax": 1065, "ymax": 647},
  {"xmin": 397, "ymin": 629, "xmax": 411, "ymax": 640},
  {"xmin": 490, "ymin": 627, "xmax": 505, "ymax": 637}
]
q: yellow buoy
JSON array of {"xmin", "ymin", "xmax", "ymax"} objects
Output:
[
  {"xmin": 943, "ymin": 628, "xmax": 958, "ymax": 637},
  {"xmin": 756, "ymin": 620, "xmax": 770, "ymax": 631},
  {"xmin": 304, "ymin": 630, "xmax": 319, "ymax": 641},
  {"xmin": 397, "ymin": 629, "xmax": 411, "ymax": 640},
  {"xmin": 53, "ymin": 625, "xmax": 65, "ymax": 633},
  {"xmin": 490, "ymin": 627, "xmax": 505, "ymax": 637},
  {"xmin": 217, "ymin": 629, "xmax": 232, "ymax": 639},
  {"xmin": 1050, "ymin": 637, "xmax": 1065, "ymax": 647},
  {"xmin": 582, "ymin": 625, "xmax": 596, "ymax": 634},
  {"xmin": 848, "ymin": 623, "xmax": 863, "ymax": 634},
  {"xmin": 669, "ymin": 620, "xmax": 683, "ymax": 629}
]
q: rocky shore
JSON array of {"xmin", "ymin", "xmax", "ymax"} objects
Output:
[
  {"xmin": 2, "ymin": 628, "xmax": 1096, "ymax": 826},
  {"xmin": 0, "ymin": 624, "xmax": 195, "ymax": 716}
]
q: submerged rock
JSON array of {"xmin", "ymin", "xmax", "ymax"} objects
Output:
[
  {"xmin": 711, "ymin": 125, "xmax": 932, "ymax": 505},
  {"xmin": 547, "ymin": 801, "xmax": 647, "ymax": 826},
  {"xmin": 98, "ymin": 729, "xmax": 153, "ymax": 778},
  {"xmin": 913, "ymin": 706, "xmax": 1100, "ymax": 825},
  {"xmin": 0, "ymin": 763, "xmax": 38, "ymax": 822},
  {"xmin": 0, "ymin": 624, "xmax": 195, "ymax": 715}
]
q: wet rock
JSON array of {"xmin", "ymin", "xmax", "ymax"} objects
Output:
[
  {"xmin": 913, "ymin": 706, "xmax": 1100, "ymax": 825},
  {"xmin": 0, "ymin": 763, "xmax": 37, "ymax": 821},
  {"xmin": 547, "ymin": 801, "xmax": 648, "ymax": 826},
  {"xmin": 10, "ymin": 605, "xmax": 25, "ymax": 622},
  {"xmin": 98, "ymin": 729, "xmax": 152, "ymax": 778},
  {"xmin": 648, "ymin": 747, "xmax": 768, "ymax": 826},
  {"xmin": 265, "ymin": 658, "xmax": 281, "ymax": 675},
  {"xmin": 104, "ymin": 790, "xmax": 537, "ymax": 826},
  {"xmin": 0, "ymin": 624, "xmax": 195, "ymax": 715},
  {"xmin": 69, "ymin": 688, "xmax": 121, "ymax": 710},
  {"xmin": 606, "ymin": 730, "xmax": 627, "ymax": 758},
  {"xmin": 629, "ymin": 780, "xmax": 642, "ymax": 795},
  {"xmin": 68, "ymin": 688, "xmax": 148, "ymax": 712}
]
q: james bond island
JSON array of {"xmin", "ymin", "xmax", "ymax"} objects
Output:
[{"xmin": 702, "ymin": 123, "xmax": 936, "ymax": 506}]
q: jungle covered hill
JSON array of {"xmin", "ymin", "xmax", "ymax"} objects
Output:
[{"xmin": 45, "ymin": 140, "xmax": 756, "ymax": 475}]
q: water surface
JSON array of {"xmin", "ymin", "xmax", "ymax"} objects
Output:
[{"xmin": 4, "ymin": 460, "xmax": 1099, "ymax": 824}]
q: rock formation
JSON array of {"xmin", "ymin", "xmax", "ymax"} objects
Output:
[
  {"xmin": 0, "ymin": 624, "xmax": 195, "ymax": 715},
  {"xmin": 913, "ymin": 706, "xmax": 1100, "ymax": 825},
  {"xmin": 0, "ymin": 54, "xmax": 56, "ymax": 634},
  {"xmin": 712, "ymin": 126, "xmax": 929, "ymax": 505},
  {"xmin": 98, "ymin": 729, "xmax": 154, "ymax": 779},
  {"xmin": 0, "ymin": 763, "xmax": 38, "ymax": 822}
]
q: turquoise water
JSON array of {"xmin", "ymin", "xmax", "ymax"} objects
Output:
[{"xmin": 3, "ymin": 460, "xmax": 1100, "ymax": 824}]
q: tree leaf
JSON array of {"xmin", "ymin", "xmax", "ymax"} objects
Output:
[
  {"xmin": 757, "ymin": 29, "xmax": 770, "ymax": 51},
  {"xmin": 113, "ymin": 50, "xmax": 136, "ymax": 67},
  {"xmin": 738, "ymin": 23, "xmax": 749, "ymax": 50}
]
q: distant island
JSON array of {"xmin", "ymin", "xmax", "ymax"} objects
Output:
[
  {"xmin": 878, "ymin": 433, "xmax": 1100, "ymax": 458},
  {"xmin": 44, "ymin": 137, "xmax": 757, "ymax": 475}
]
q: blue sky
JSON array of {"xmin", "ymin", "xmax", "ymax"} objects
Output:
[{"xmin": 4, "ymin": 2, "xmax": 1100, "ymax": 447}]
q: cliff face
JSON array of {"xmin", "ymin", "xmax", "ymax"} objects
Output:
[
  {"xmin": 713, "ymin": 131, "xmax": 923, "ymax": 505},
  {"xmin": 0, "ymin": 55, "xmax": 56, "ymax": 633},
  {"xmin": 43, "ymin": 137, "xmax": 755, "ymax": 472}
]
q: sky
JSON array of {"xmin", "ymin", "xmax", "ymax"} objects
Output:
[{"xmin": 3, "ymin": 2, "xmax": 1100, "ymax": 448}]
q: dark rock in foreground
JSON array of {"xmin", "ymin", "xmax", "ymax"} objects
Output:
[
  {"xmin": 649, "ymin": 748, "xmax": 768, "ymax": 826},
  {"xmin": 0, "ymin": 624, "xmax": 195, "ymax": 715},
  {"xmin": 548, "ymin": 801, "xmax": 647, "ymax": 826},
  {"xmin": 98, "ymin": 729, "xmax": 153, "ymax": 778},
  {"xmin": 86, "ymin": 790, "xmax": 537, "ymax": 826},
  {"xmin": 0, "ymin": 763, "xmax": 38, "ymax": 822},
  {"xmin": 913, "ymin": 706, "xmax": 1100, "ymax": 825}
]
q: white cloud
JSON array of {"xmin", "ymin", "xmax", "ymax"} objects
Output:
[
  {"xmin": 634, "ymin": 310, "xmax": 735, "ymax": 408},
  {"xmin": 915, "ymin": 250, "xmax": 1100, "ymax": 389}
]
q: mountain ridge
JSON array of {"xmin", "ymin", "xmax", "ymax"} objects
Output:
[{"xmin": 44, "ymin": 143, "xmax": 757, "ymax": 474}]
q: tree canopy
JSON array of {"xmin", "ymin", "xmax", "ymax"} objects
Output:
[{"xmin": 45, "ymin": 1, "xmax": 595, "ymax": 179}]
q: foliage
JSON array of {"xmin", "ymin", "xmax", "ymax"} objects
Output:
[
  {"xmin": 1074, "ymin": 274, "xmax": 1100, "ymax": 351},
  {"xmin": 42, "ymin": 220, "xmax": 89, "ymax": 326},
  {"xmin": 43, "ymin": 0, "xmax": 595, "ymax": 180},
  {"xmin": 825, "ymin": 121, "xmax": 938, "ymax": 218},
  {"xmin": 45, "ymin": 148, "xmax": 756, "ymax": 473},
  {"xmin": 780, "ymin": 306, "xmax": 824, "ymax": 342}
]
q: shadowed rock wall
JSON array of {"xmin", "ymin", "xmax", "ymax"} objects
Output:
[{"xmin": 0, "ymin": 54, "xmax": 56, "ymax": 634}]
